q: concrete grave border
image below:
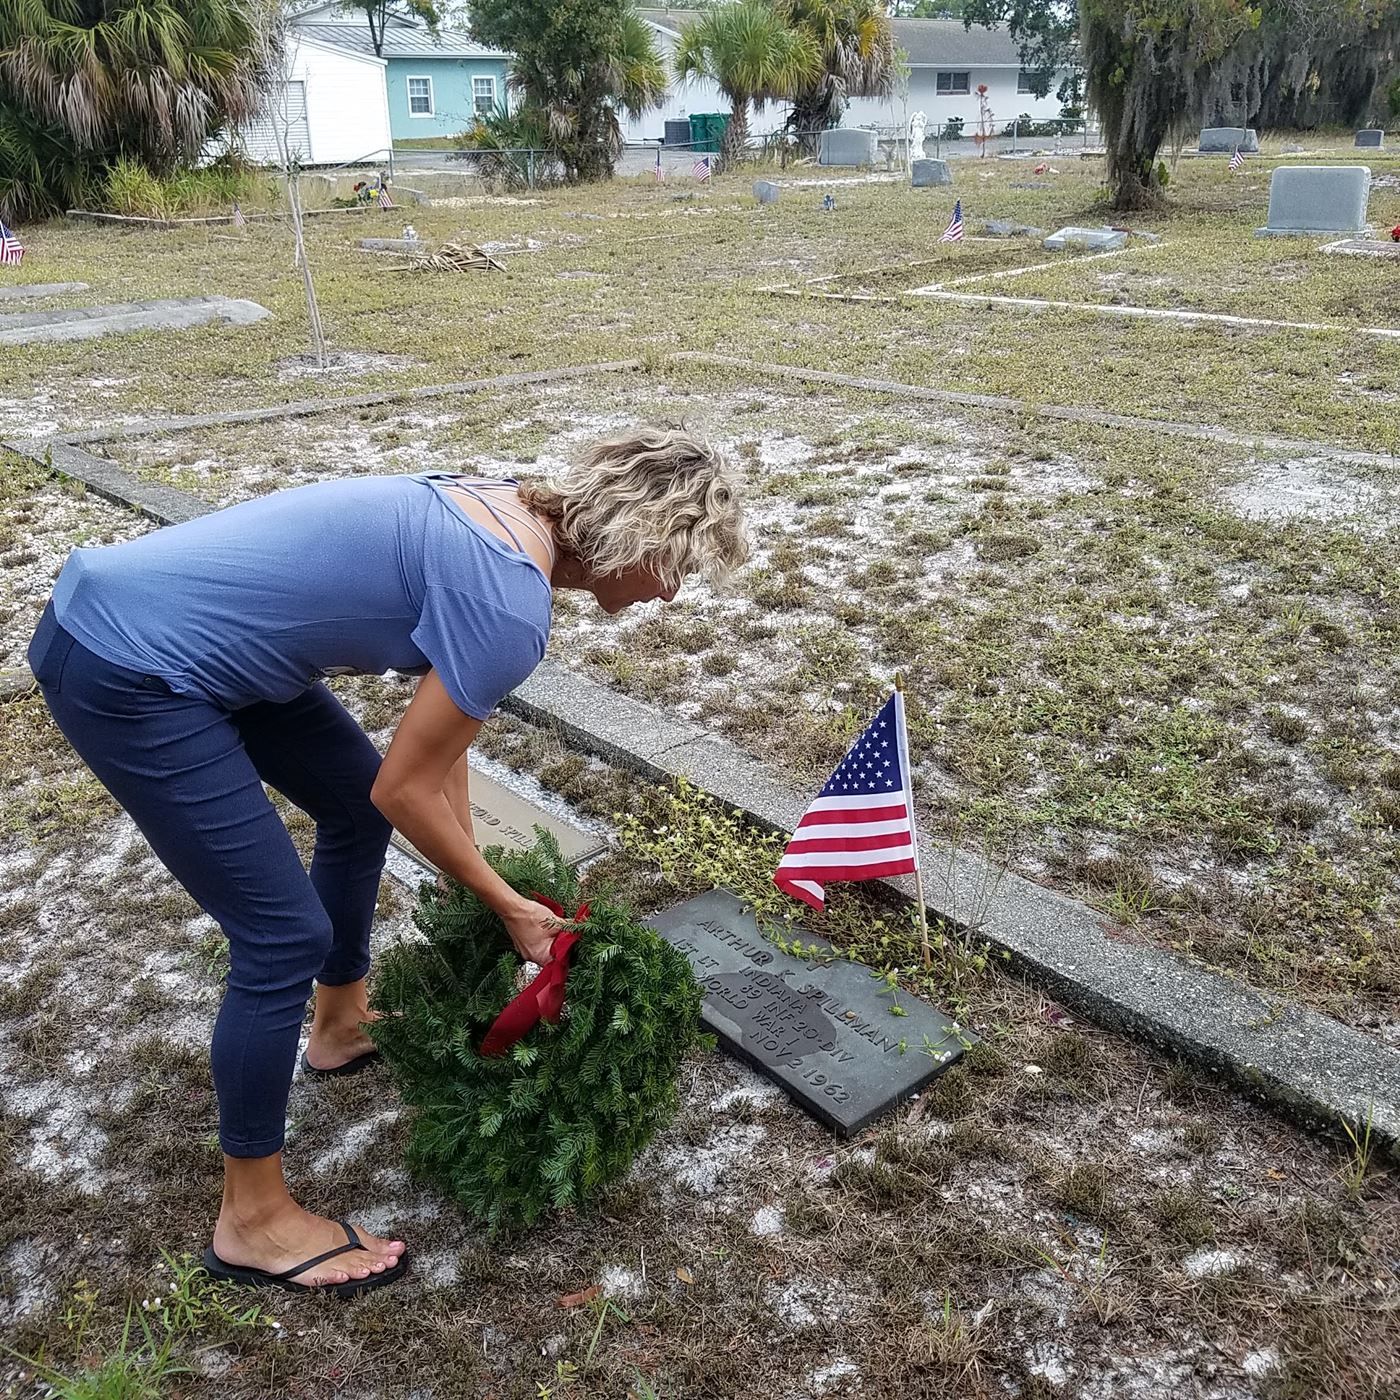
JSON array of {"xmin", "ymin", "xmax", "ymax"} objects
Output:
[
  {"xmin": 3, "ymin": 357, "xmax": 1397, "ymax": 1159},
  {"xmin": 762, "ymin": 246, "xmax": 1400, "ymax": 342}
]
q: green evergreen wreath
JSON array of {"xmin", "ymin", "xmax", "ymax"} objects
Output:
[{"xmin": 369, "ymin": 832, "xmax": 703, "ymax": 1231}]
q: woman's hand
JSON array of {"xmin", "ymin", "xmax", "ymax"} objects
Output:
[{"xmin": 502, "ymin": 897, "xmax": 569, "ymax": 965}]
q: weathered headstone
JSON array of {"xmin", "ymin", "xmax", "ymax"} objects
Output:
[
  {"xmin": 1355, "ymin": 129, "xmax": 1384, "ymax": 149},
  {"xmin": 1256, "ymin": 165, "xmax": 1371, "ymax": 237},
  {"xmin": 1199, "ymin": 126, "xmax": 1258, "ymax": 153},
  {"xmin": 911, "ymin": 159, "xmax": 953, "ymax": 187},
  {"xmin": 1044, "ymin": 226, "xmax": 1128, "ymax": 251},
  {"xmin": 818, "ymin": 128, "xmax": 876, "ymax": 167},
  {"xmin": 648, "ymin": 889, "xmax": 969, "ymax": 1136},
  {"xmin": 753, "ymin": 180, "xmax": 780, "ymax": 205},
  {"xmin": 389, "ymin": 770, "xmax": 606, "ymax": 873},
  {"xmin": 0, "ymin": 296, "xmax": 271, "ymax": 346}
]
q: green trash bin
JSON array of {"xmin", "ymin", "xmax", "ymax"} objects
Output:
[{"xmin": 688, "ymin": 112, "xmax": 730, "ymax": 154}]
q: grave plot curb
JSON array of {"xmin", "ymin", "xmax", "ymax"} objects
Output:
[
  {"xmin": 671, "ymin": 353, "xmax": 1400, "ymax": 469},
  {"xmin": 503, "ymin": 663, "xmax": 1400, "ymax": 1163},
  {"xmin": 5, "ymin": 380, "xmax": 1398, "ymax": 1161}
]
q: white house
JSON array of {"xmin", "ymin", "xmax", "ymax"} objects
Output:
[
  {"xmin": 231, "ymin": 32, "xmax": 392, "ymax": 165},
  {"xmin": 630, "ymin": 10, "xmax": 1071, "ymax": 145}
]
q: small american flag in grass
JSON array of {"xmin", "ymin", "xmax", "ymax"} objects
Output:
[
  {"xmin": 1228, "ymin": 147, "xmax": 1245, "ymax": 172},
  {"xmin": 773, "ymin": 691, "xmax": 919, "ymax": 911},
  {"xmin": 378, "ymin": 185, "xmax": 394, "ymax": 209},
  {"xmin": 940, "ymin": 199, "xmax": 964, "ymax": 243},
  {"xmin": 0, "ymin": 221, "xmax": 24, "ymax": 267},
  {"xmin": 231, "ymin": 201, "xmax": 246, "ymax": 228},
  {"xmin": 693, "ymin": 155, "xmax": 711, "ymax": 182},
  {"xmin": 654, "ymin": 147, "xmax": 665, "ymax": 183}
]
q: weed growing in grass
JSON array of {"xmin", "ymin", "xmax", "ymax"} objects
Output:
[
  {"xmin": 1337, "ymin": 1104, "xmax": 1377, "ymax": 1200},
  {"xmin": 615, "ymin": 777, "xmax": 997, "ymax": 1016}
]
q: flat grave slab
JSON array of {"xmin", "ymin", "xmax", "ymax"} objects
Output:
[
  {"xmin": 648, "ymin": 889, "xmax": 969, "ymax": 1136},
  {"xmin": 1320, "ymin": 237, "xmax": 1400, "ymax": 259},
  {"xmin": 1256, "ymin": 165, "xmax": 1371, "ymax": 237},
  {"xmin": 0, "ymin": 296, "xmax": 271, "ymax": 345},
  {"xmin": 358, "ymin": 237, "xmax": 423, "ymax": 253},
  {"xmin": 389, "ymin": 770, "xmax": 606, "ymax": 873},
  {"xmin": 0, "ymin": 282, "xmax": 89, "ymax": 302},
  {"xmin": 1044, "ymin": 226, "xmax": 1128, "ymax": 251}
]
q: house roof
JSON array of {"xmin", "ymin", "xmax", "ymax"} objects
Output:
[
  {"xmin": 636, "ymin": 10, "xmax": 1039, "ymax": 69},
  {"xmin": 293, "ymin": 21, "xmax": 506, "ymax": 60}
]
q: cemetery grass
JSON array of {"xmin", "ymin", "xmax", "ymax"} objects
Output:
[
  {"xmin": 3, "ymin": 151, "xmax": 1400, "ymax": 450},
  {"xmin": 3, "ymin": 145, "xmax": 1400, "ymax": 1394},
  {"xmin": 1, "ymin": 694, "xmax": 1398, "ymax": 1400},
  {"xmin": 54, "ymin": 359, "xmax": 1400, "ymax": 1032}
]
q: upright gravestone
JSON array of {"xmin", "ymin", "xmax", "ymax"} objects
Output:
[
  {"xmin": 1199, "ymin": 127, "xmax": 1259, "ymax": 153},
  {"xmin": 648, "ymin": 889, "xmax": 969, "ymax": 1136},
  {"xmin": 1256, "ymin": 166, "xmax": 1372, "ymax": 236},
  {"xmin": 753, "ymin": 180, "xmax": 780, "ymax": 206},
  {"xmin": 911, "ymin": 159, "xmax": 953, "ymax": 187},
  {"xmin": 818, "ymin": 128, "xmax": 876, "ymax": 167},
  {"xmin": 1355, "ymin": 129, "xmax": 1384, "ymax": 149}
]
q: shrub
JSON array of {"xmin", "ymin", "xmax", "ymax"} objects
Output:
[{"xmin": 369, "ymin": 833, "xmax": 703, "ymax": 1232}]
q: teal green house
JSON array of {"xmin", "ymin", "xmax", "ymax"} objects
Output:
[{"xmin": 293, "ymin": 5, "xmax": 510, "ymax": 142}]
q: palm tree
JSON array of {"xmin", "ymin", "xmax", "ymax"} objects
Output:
[
  {"xmin": 0, "ymin": 0, "xmax": 276, "ymax": 221},
  {"xmin": 781, "ymin": 0, "xmax": 895, "ymax": 154},
  {"xmin": 477, "ymin": 2, "xmax": 666, "ymax": 182},
  {"xmin": 674, "ymin": 2, "xmax": 823, "ymax": 167}
]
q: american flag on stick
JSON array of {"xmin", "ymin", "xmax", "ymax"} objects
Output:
[
  {"xmin": 654, "ymin": 147, "xmax": 665, "ymax": 183},
  {"xmin": 1228, "ymin": 147, "xmax": 1245, "ymax": 172},
  {"xmin": 0, "ymin": 221, "xmax": 24, "ymax": 267},
  {"xmin": 231, "ymin": 201, "xmax": 247, "ymax": 228},
  {"xmin": 939, "ymin": 199, "xmax": 964, "ymax": 243},
  {"xmin": 774, "ymin": 684, "xmax": 933, "ymax": 964},
  {"xmin": 693, "ymin": 155, "xmax": 711, "ymax": 182},
  {"xmin": 378, "ymin": 185, "xmax": 395, "ymax": 209}
]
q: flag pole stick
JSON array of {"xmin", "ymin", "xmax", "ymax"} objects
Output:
[{"xmin": 894, "ymin": 673, "xmax": 932, "ymax": 970}]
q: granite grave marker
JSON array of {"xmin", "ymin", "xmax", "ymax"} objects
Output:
[
  {"xmin": 648, "ymin": 889, "xmax": 969, "ymax": 1136},
  {"xmin": 753, "ymin": 180, "xmax": 780, "ymax": 205},
  {"xmin": 911, "ymin": 159, "xmax": 953, "ymax": 187},
  {"xmin": 818, "ymin": 128, "xmax": 876, "ymax": 167},
  {"xmin": 1256, "ymin": 165, "xmax": 1371, "ymax": 236},
  {"xmin": 1355, "ymin": 129, "xmax": 1384, "ymax": 148},
  {"xmin": 1199, "ymin": 126, "xmax": 1258, "ymax": 153},
  {"xmin": 389, "ymin": 770, "xmax": 606, "ymax": 874}
]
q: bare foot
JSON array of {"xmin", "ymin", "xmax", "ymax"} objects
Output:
[
  {"xmin": 304, "ymin": 1015, "xmax": 379, "ymax": 1072},
  {"xmin": 213, "ymin": 1202, "xmax": 406, "ymax": 1287}
]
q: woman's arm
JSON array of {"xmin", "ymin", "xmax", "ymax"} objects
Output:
[
  {"xmin": 443, "ymin": 752, "xmax": 475, "ymax": 844},
  {"xmin": 372, "ymin": 671, "xmax": 561, "ymax": 962}
]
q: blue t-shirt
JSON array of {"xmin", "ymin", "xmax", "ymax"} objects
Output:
[{"xmin": 51, "ymin": 473, "xmax": 551, "ymax": 717}]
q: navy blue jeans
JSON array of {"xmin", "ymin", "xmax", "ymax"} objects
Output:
[{"xmin": 28, "ymin": 602, "xmax": 391, "ymax": 1157}]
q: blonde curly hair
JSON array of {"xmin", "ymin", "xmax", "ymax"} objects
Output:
[{"xmin": 519, "ymin": 429, "xmax": 747, "ymax": 592}]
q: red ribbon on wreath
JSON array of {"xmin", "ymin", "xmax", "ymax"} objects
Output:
[{"xmin": 479, "ymin": 893, "xmax": 586, "ymax": 1058}]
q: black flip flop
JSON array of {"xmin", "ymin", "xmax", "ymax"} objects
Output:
[
  {"xmin": 202, "ymin": 1219, "xmax": 409, "ymax": 1299},
  {"xmin": 300, "ymin": 1047, "xmax": 380, "ymax": 1078}
]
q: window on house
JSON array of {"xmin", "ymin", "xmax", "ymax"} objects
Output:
[
  {"xmin": 936, "ymin": 71, "xmax": 970, "ymax": 95},
  {"xmin": 473, "ymin": 76, "xmax": 496, "ymax": 115},
  {"xmin": 1017, "ymin": 68, "xmax": 1039, "ymax": 94},
  {"xmin": 406, "ymin": 76, "xmax": 433, "ymax": 117}
]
